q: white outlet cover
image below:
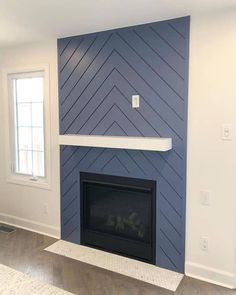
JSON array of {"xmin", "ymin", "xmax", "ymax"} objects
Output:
[
  {"xmin": 132, "ymin": 95, "xmax": 140, "ymax": 108},
  {"xmin": 222, "ymin": 124, "xmax": 232, "ymax": 140},
  {"xmin": 43, "ymin": 203, "xmax": 48, "ymax": 214},
  {"xmin": 200, "ymin": 237, "xmax": 209, "ymax": 252}
]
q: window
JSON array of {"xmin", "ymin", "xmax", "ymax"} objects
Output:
[{"xmin": 6, "ymin": 67, "xmax": 51, "ymax": 188}]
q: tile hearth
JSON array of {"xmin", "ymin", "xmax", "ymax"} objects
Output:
[{"xmin": 45, "ymin": 240, "xmax": 183, "ymax": 292}]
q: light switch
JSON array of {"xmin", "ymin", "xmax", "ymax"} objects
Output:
[
  {"xmin": 132, "ymin": 95, "xmax": 140, "ymax": 108},
  {"xmin": 222, "ymin": 124, "xmax": 232, "ymax": 140},
  {"xmin": 200, "ymin": 190, "xmax": 210, "ymax": 206}
]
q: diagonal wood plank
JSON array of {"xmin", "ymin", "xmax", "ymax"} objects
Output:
[{"xmin": 58, "ymin": 16, "xmax": 190, "ymax": 274}]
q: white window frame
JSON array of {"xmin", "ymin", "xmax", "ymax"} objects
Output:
[{"xmin": 2, "ymin": 65, "xmax": 51, "ymax": 190}]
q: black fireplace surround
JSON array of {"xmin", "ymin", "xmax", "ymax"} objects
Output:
[{"xmin": 80, "ymin": 172, "xmax": 156, "ymax": 264}]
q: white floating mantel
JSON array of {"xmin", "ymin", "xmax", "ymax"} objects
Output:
[{"xmin": 59, "ymin": 135, "xmax": 172, "ymax": 152}]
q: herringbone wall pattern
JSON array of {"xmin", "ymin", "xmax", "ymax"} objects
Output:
[{"xmin": 59, "ymin": 16, "xmax": 190, "ymax": 273}]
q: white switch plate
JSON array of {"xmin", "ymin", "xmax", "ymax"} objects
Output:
[
  {"xmin": 132, "ymin": 95, "xmax": 140, "ymax": 108},
  {"xmin": 222, "ymin": 124, "xmax": 232, "ymax": 140},
  {"xmin": 200, "ymin": 190, "xmax": 210, "ymax": 206}
]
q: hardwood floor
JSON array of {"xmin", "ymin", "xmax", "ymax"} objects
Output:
[{"xmin": 0, "ymin": 226, "xmax": 235, "ymax": 295}]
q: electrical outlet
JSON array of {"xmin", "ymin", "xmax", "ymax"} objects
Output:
[
  {"xmin": 200, "ymin": 237, "xmax": 209, "ymax": 252},
  {"xmin": 132, "ymin": 95, "xmax": 140, "ymax": 108},
  {"xmin": 43, "ymin": 203, "xmax": 48, "ymax": 215},
  {"xmin": 222, "ymin": 124, "xmax": 232, "ymax": 140},
  {"xmin": 200, "ymin": 190, "xmax": 210, "ymax": 206}
]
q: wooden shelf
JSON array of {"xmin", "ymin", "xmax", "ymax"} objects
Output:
[{"xmin": 59, "ymin": 135, "xmax": 172, "ymax": 152}]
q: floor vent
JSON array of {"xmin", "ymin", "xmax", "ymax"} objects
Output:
[{"xmin": 0, "ymin": 225, "xmax": 16, "ymax": 234}]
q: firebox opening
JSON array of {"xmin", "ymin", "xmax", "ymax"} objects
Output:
[{"xmin": 80, "ymin": 172, "xmax": 156, "ymax": 264}]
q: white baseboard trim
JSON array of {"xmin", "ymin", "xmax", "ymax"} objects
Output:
[
  {"xmin": 185, "ymin": 261, "xmax": 235, "ymax": 289},
  {"xmin": 0, "ymin": 213, "xmax": 60, "ymax": 239}
]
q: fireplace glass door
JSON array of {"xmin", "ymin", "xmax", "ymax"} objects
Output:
[{"xmin": 80, "ymin": 172, "xmax": 156, "ymax": 264}]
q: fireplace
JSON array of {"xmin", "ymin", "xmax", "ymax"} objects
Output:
[{"xmin": 80, "ymin": 172, "xmax": 156, "ymax": 264}]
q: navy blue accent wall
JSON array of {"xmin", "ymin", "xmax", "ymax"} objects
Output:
[{"xmin": 59, "ymin": 16, "xmax": 190, "ymax": 273}]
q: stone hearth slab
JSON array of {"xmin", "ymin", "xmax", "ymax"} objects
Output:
[{"xmin": 45, "ymin": 240, "xmax": 183, "ymax": 292}]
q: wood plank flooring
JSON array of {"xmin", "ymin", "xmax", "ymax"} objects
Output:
[{"xmin": 0, "ymin": 226, "xmax": 235, "ymax": 295}]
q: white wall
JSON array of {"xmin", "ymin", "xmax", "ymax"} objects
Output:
[
  {"xmin": 186, "ymin": 10, "xmax": 236, "ymax": 288},
  {"xmin": 0, "ymin": 9, "xmax": 236, "ymax": 288},
  {"xmin": 0, "ymin": 41, "xmax": 60, "ymax": 237}
]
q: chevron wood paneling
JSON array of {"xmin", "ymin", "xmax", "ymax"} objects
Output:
[{"xmin": 59, "ymin": 16, "xmax": 190, "ymax": 273}]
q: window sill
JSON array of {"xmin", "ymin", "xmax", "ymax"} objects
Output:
[{"xmin": 6, "ymin": 175, "xmax": 51, "ymax": 190}]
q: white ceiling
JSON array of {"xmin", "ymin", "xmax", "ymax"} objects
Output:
[{"xmin": 0, "ymin": 0, "xmax": 236, "ymax": 48}]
